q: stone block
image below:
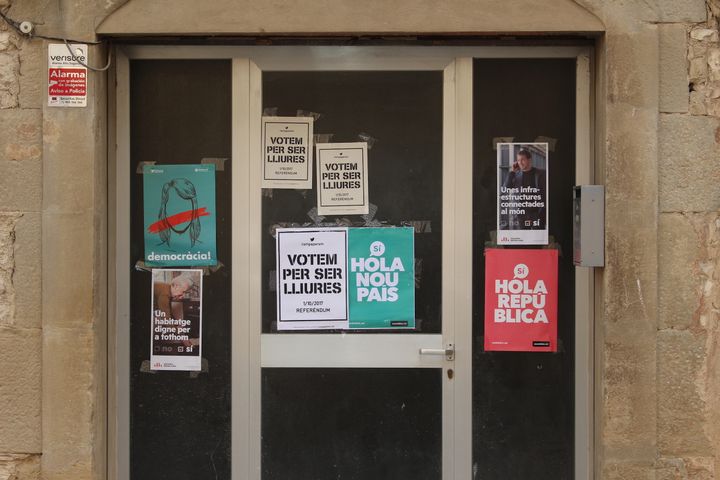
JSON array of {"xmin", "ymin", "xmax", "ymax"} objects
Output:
[
  {"xmin": 605, "ymin": 102, "xmax": 658, "ymax": 204},
  {"xmin": 690, "ymin": 27, "xmax": 719, "ymax": 42},
  {"xmin": 5, "ymin": 1, "xmax": 44, "ymax": 22},
  {"xmin": 0, "ymin": 454, "xmax": 40, "ymax": 480},
  {"xmin": 685, "ymin": 456, "xmax": 715, "ymax": 479},
  {"xmin": 602, "ymin": 339, "xmax": 657, "ymax": 459},
  {"xmin": 18, "ymin": 38, "xmax": 43, "ymax": 109},
  {"xmin": 659, "ymin": 0, "xmax": 707, "ymax": 22},
  {"xmin": 0, "ymin": 327, "xmax": 41, "ymax": 453},
  {"xmin": 0, "ymin": 157, "xmax": 42, "ymax": 213},
  {"xmin": 658, "ymin": 213, "xmax": 701, "ymax": 330},
  {"xmin": 13, "ymin": 212, "xmax": 41, "ymax": 329},
  {"xmin": 659, "ymin": 24, "xmax": 689, "ymax": 113},
  {"xmin": 657, "ymin": 457, "xmax": 688, "ymax": 480},
  {"xmin": 689, "ymin": 56, "xmax": 707, "ymax": 85},
  {"xmin": 0, "ymin": 51, "xmax": 19, "ymax": 109},
  {"xmin": 42, "ymin": 212, "xmax": 93, "ymax": 328},
  {"xmin": 42, "ymin": 111, "xmax": 98, "ymax": 213},
  {"xmin": 658, "ymin": 329, "xmax": 712, "ymax": 456},
  {"xmin": 42, "ymin": 326, "xmax": 98, "ymax": 480},
  {"xmin": 0, "ymin": 109, "xmax": 42, "ymax": 212},
  {"xmin": 606, "ymin": 27, "xmax": 660, "ymax": 109},
  {"xmin": 690, "ymin": 89, "xmax": 708, "ymax": 114},
  {"xmin": 659, "ymin": 114, "xmax": 720, "ymax": 212},
  {"xmin": 708, "ymin": 48, "xmax": 720, "ymax": 82},
  {"xmin": 0, "ymin": 213, "xmax": 20, "ymax": 326},
  {"xmin": 603, "ymin": 224, "xmax": 658, "ymax": 333},
  {"xmin": 602, "ymin": 461, "xmax": 656, "ymax": 480}
]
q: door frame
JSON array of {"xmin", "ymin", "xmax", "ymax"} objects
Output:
[
  {"xmin": 109, "ymin": 44, "xmax": 594, "ymax": 480},
  {"xmin": 246, "ymin": 54, "xmax": 461, "ymax": 480}
]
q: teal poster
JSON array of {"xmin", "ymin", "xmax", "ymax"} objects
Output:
[
  {"xmin": 348, "ymin": 227, "xmax": 415, "ymax": 329},
  {"xmin": 143, "ymin": 164, "xmax": 217, "ymax": 267}
]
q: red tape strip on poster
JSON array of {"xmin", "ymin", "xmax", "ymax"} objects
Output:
[{"xmin": 484, "ymin": 248, "xmax": 558, "ymax": 352}]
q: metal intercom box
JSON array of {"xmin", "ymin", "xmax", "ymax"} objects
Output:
[{"xmin": 573, "ymin": 185, "xmax": 604, "ymax": 267}]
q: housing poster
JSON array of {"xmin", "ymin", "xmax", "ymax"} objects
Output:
[
  {"xmin": 497, "ymin": 142, "xmax": 549, "ymax": 245},
  {"xmin": 348, "ymin": 227, "xmax": 415, "ymax": 329},
  {"xmin": 150, "ymin": 269, "xmax": 203, "ymax": 371},
  {"xmin": 316, "ymin": 142, "xmax": 369, "ymax": 216},
  {"xmin": 484, "ymin": 248, "xmax": 558, "ymax": 352},
  {"xmin": 262, "ymin": 116, "xmax": 314, "ymax": 189},
  {"xmin": 276, "ymin": 228, "xmax": 349, "ymax": 330},
  {"xmin": 143, "ymin": 164, "xmax": 217, "ymax": 267}
]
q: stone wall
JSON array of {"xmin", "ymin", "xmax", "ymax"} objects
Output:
[
  {"xmin": 0, "ymin": 0, "xmax": 42, "ymax": 477},
  {"xmin": 0, "ymin": 0, "xmax": 718, "ymax": 479},
  {"xmin": 0, "ymin": 0, "xmax": 114, "ymax": 478},
  {"xmin": 657, "ymin": 1, "xmax": 720, "ymax": 478}
]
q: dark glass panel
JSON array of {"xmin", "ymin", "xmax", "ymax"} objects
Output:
[
  {"xmin": 472, "ymin": 58, "xmax": 576, "ymax": 479},
  {"xmin": 129, "ymin": 60, "xmax": 232, "ymax": 480},
  {"xmin": 262, "ymin": 368, "xmax": 442, "ymax": 480},
  {"xmin": 262, "ymin": 71, "xmax": 443, "ymax": 333}
]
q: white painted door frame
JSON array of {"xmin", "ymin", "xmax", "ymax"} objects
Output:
[{"xmin": 110, "ymin": 45, "xmax": 593, "ymax": 480}]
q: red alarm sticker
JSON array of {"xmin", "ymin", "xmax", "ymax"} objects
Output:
[
  {"xmin": 48, "ymin": 44, "xmax": 87, "ymax": 107},
  {"xmin": 484, "ymin": 248, "xmax": 558, "ymax": 352}
]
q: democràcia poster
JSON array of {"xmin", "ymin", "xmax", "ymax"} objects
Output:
[{"xmin": 143, "ymin": 164, "xmax": 217, "ymax": 267}]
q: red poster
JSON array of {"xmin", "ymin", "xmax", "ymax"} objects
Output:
[{"xmin": 484, "ymin": 248, "xmax": 558, "ymax": 352}]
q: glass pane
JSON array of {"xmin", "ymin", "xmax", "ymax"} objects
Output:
[
  {"xmin": 262, "ymin": 368, "xmax": 442, "ymax": 479},
  {"xmin": 129, "ymin": 60, "xmax": 232, "ymax": 479},
  {"xmin": 261, "ymin": 71, "xmax": 443, "ymax": 333},
  {"xmin": 472, "ymin": 59, "xmax": 576, "ymax": 478}
]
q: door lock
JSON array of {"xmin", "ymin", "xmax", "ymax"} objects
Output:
[{"xmin": 419, "ymin": 343, "xmax": 454, "ymax": 361}]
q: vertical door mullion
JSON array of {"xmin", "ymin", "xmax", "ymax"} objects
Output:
[
  {"xmin": 248, "ymin": 61, "xmax": 264, "ymax": 480},
  {"xmin": 441, "ymin": 60, "xmax": 457, "ymax": 480},
  {"xmin": 574, "ymin": 50, "xmax": 594, "ymax": 480},
  {"xmin": 112, "ymin": 46, "xmax": 131, "ymax": 480},
  {"xmin": 231, "ymin": 58, "xmax": 252, "ymax": 480},
  {"xmin": 452, "ymin": 57, "xmax": 474, "ymax": 480}
]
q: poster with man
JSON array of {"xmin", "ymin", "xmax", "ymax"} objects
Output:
[
  {"xmin": 496, "ymin": 142, "xmax": 549, "ymax": 245},
  {"xmin": 151, "ymin": 269, "xmax": 203, "ymax": 371},
  {"xmin": 143, "ymin": 164, "xmax": 217, "ymax": 266}
]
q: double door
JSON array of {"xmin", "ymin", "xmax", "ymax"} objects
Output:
[{"xmin": 115, "ymin": 46, "xmax": 591, "ymax": 480}]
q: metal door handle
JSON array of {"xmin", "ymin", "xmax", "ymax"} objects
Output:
[{"xmin": 419, "ymin": 344, "xmax": 454, "ymax": 361}]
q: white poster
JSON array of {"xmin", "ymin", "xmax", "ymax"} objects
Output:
[
  {"xmin": 316, "ymin": 142, "xmax": 369, "ymax": 215},
  {"xmin": 48, "ymin": 43, "xmax": 87, "ymax": 107},
  {"xmin": 276, "ymin": 228, "xmax": 349, "ymax": 330},
  {"xmin": 497, "ymin": 142, "xmax": 549, "ymax": 245},
  {"xmin": 262, "ymin": 116, "xmax": 314, "ymax": 189},
  {"xmin": 150, "ymin": 269, "xmax": 203, "ymax": 371}
]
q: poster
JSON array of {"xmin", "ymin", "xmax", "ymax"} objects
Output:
[
  {"xmin": 484, "ymin": 248, "xmax": 558, "ymax": 352},
  {"xmin": 151, "ymin": 269, "xmax": 203, "ymax": 371},
  {"xmin": 496, "ymin": 142, "xmax": 549, "ymax": 245},
  {"xmin": 143, "ymin": 164, "xmax": 217, "ymax": 267},
  {"xmin": 276, "ymin": 228, "xmax": 349, "ymax": 330},
  {"xmin": 316, "ymin": 142, "xmax": 369, "ymax": 216},
  {"xmin": 348, "ymin": 227, "xmax": 415, "ymax": 329},
  {"xmin": 48, "ymin": 43, "xmax": 87, "ymax": 107},
  {"xmin": 262, "ymin": 116, "xmax": 314, "ymax": 189}
]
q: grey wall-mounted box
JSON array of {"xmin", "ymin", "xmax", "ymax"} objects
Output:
[{"xmin": 573, "ymin": 185, "xmax": 604, "ymax": 267}]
